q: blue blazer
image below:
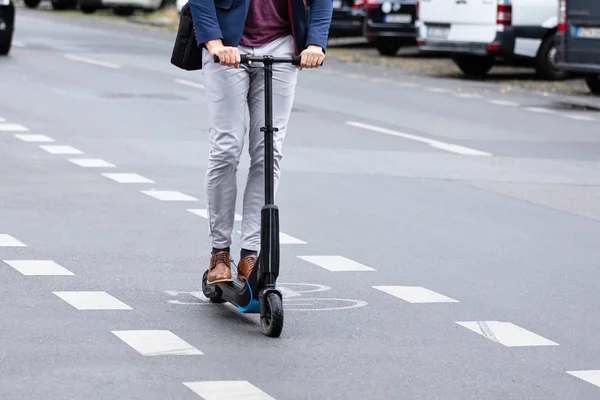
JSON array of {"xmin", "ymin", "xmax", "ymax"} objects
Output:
[{"xmin": 189, "ymin": 0, "xmax": 333, "ymax": 55}]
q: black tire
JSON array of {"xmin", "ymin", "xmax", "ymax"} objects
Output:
[
  {"xmin": 0, "ymin": 31, "xmax": 12, "ymax": 56},
  {"xmin": 80, "ymin": 4, "xmax": 98, "ymax": 13},
  {"xmin": 535, "ymin": 35, "xmax": 569, "ymax": 80},
  {"xmin": 585, "ymin": 74, "xmax": 600, "ymax": 95},
  {"xmin": 113, "ymin": 6, "xmax": 135, "ymax": 16},
  {"xmin": 201, "ymin": 270, "xmax": 226, "ymax": 303},
  {"xmin": 375, "ymin": 39, "xmax": 401, "ymax": 57},
  {"xmin": 452, "ymin": 54, "xmax": 494, "ymax": 78},
  {"xmin": 23, "ymin": 0, "xmax": 41, "ymax": 8},
  {"xmin": 260, "ymin": 292, "xmax": 284, "ymax": 338},
  {"xmin": 52, "ymin": 0, "xmax": 77, "ymax": 9}
]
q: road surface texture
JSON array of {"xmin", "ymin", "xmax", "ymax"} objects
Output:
[{"xmin": 2, "ymin": 8, "xmax": 600, "ymax": 400}]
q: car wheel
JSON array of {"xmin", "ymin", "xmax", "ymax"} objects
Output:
[
  {"xmin": 0, "ymin": 31, "xmax": 13, "ymax": 56},
  {"xmin": 23, "ymin": 0, "xmax": 41, "ymax": 8},
  {"xmin": 585, "ymin": 74, "xmax": 600, "ymax": 95},
  {"xmin": 452, "ymin": 54, "xmax": 494, "ymax": 78},
  {"xmin": 52, "ymin": 0, "xmax": 77, "ymax": 9},
  {"xmin": 535, "ymin": 35, "xmax": 569, "ymax": 80},
  {"xmin": 113, "ymin": 6, "xmax": 135, "ymax": 16},
  {"xmin": 375, "ymin": 39, "xmax": 401, "ymax": 56}
]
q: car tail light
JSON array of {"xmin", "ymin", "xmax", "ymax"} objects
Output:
[
  {"xmin": 558, "ymin": 0, "xmax": 567, "ymax": 33},
  {"xmin": 496, "ymin": 0, "xmax": 512, "ymax": 27},
  {"xmin": 353, "ymin": 0, "xmax": 363, "ymax": 7},
  {"xmin": 364, "ymin": 0, "xmax": 379, "ymax": 9}
]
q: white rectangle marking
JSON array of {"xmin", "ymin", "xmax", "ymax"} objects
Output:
[
  {"xmin": 567, "ymin": 370, "xmax": 600, "ymax": 388},
  {"xmin": 298, "ymin": 255, "xmax": 376, "ymax": 272},
  {"xmin": 525, "ymin": 107, "xmax": 553, "ymax": 113},
  {"xmin": 53, "ymin": 291, "xmax": 132, "ymax": 310},
  {"xmin": 69, "ymin": 158, "xmax": 115, "ymax": 168},
  {"xmin": 102, "ymin": 173, "xmax": 154, "ymax": 184},
  {"xmin": 425, "ymin": 87, "xmax": 449, "ymax": 93},
  {"xmin": 12, "ymin": 41, "xmax": 26, "ymax": 48},
  {"xmin": 279, "ymin": 233, "xmax": 307, "ymax": 245},
  {"xmin": 0, "ymin": 123, "xmax": 29, "ymax": 132},
  {"xmin": 489, "ymin": 100, "xmax": 519, "ymax": 106},
  {"xmin": 188, "ymin": 208, "xmax": 241, "ymax": 222},
  {"xmin": 175, "ymin": 79, "xmax": 205, "ymax": 90},
  {"xmin": 346, "ymin": 121, "xmax": 492, "ymax": 157},
  {"xmin": 142, "ymin": 190, "xmax": 198, "ymax": 201},
  {"xmin": 3, "ymin": 260, "xmax": 74, "ymax": 276},
  {"xmin": 0, "ymin": 117, "xmax": 5, "ymax": 122},
  {"xmin": 39, "ymin": 145, "xmax": 83, "ymax": 155},
  {"xmin": 14, "ymin": 134, "xmax": 55, "ymax": 142},
  {"xmin": 395, "ymin": 82, "xmax": 420, "ymax": 87},
  {"xmin": 564, "ymin": 114, "xmax": 596, "ymax": 121},
  {"xmin": 454, "ymin": 93, "xmax": 482, "ymax": 99},
  {"xmin": 112, "ymin": 330, "xmax": 203, "ymax": 356},
  {"xmin": 0, "ymin": 234, "xmax": 27, "ymax": 247},
  {"xmin": 373, "ymin": 286, "xmax": 459, "ymax": 303},
  {"xmin": 183, "ymin": 381, "xmax": 275, "ymax": 400},
  {"xmin": 65, "ymin": 53, "xmax": 120, "ymax": 69},
  {"xmin": 456, "ymin": 321, "xmax": 559, "ymax": 347}
]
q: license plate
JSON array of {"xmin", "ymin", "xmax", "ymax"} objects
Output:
[
  {"xmin": 333, "ymin": 0, "xmax": 342, "ymax": 8},
  {"xmin": 384, "ymin": 14, "xmax": 412, "ymax": 23},
  {"xmin": 575, "ymin": 26, "xmax": 600, "ymax": 39},
  {"xmin": 426, "ymin": 25, "xmax": 450, "ymax": 39}
]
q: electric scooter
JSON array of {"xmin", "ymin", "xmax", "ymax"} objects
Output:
[{"xmin": 201, "ymin": 54, "xmax": 303, "ymax": 338}]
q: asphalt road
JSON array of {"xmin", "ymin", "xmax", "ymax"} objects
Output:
[{"xmin": 2, "ymin": 8, "xmax": 600, "ymax": 400}]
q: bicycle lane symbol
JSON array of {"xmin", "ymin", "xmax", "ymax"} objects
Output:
[{"xmin": 164, "ymin": 283, "xmax": 368, "ymax": 312}]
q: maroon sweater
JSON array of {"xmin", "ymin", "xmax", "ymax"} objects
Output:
[{"xmin": 239, "ymin": 0, "xmax": 292, "ymax": 47}]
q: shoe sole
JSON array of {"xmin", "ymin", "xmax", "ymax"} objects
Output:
[{"xmin": 206, "ymin": 277, "xmax": 233, "ymax": 285}]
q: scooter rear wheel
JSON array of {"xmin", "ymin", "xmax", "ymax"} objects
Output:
[
  {"xmin": 202, "ymin": 270, "xmax": 226, "ymax": 303},
  {"xmin": 260, "ymin": 292, "xmax": 283, "ymax": 337}
]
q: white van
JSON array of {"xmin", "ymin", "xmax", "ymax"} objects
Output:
[{"xmin": 416, "ymin": 0, "xmax": 567, "ymax": 80}]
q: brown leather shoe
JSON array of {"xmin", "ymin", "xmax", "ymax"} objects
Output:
[
  {"xmin": 237, "ymin": 254, "xmax": 258, "ymax": 281},
  {"xmin": 207, "ymin": 251, "xmax": 232, "ymax": 284}
]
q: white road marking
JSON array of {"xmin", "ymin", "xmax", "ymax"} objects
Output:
[
  {"xmin": 525, "ymin": 107, "xmax": 553, "ymax": 113},
  {"xmin": 102, "ymin": 173, "xmax": 154, "ymax": 184},
  {"xmin": 488, "ymin": 99, "xmax": 519, "ymax": 106},
  {"xmin": 346, "ymin": 121, "xmax": 492, "ymax": 157},
  {"xmin": 112, "ymin": 330, "xmax": 203, "ymax": 356},
  {"xmin": 183, "ymin": 381, "xmax": 275, "ymax": 400},
  {"xmin": 395, "ymin": 82, "xmax": 420, "ymax": 87},
  {"xmin": 69, "ymin": 158, "xmax": 115, "ymax": 168},
  {"xmin": 456, "ymin": 321, "xmax": 559, "ymax": 347},
  {"xmin": 39, "ymin": 145, "xmax": 83, "ymax": 155},
  {"xmin": 454, "ymin": 93, "xmax": 482, "ymax": 99},
  {"xmin": 563, "ymin": 114, "xmax": 596, "ymax": 121},
  {"xmin": 0, "ymin": 117, "xmax": 6, "ymax": 122},
  {"xmin": 14, "ymin": 134, "xmax": 55, "ymax": 142},
  {"xmin": 65, "ymin": 53, "xmax": 120, "ymax": 69},
  {"xmin": 3, "ymin": 260, "xmax": 74, "ymax": 276},
  {"xmin": 0, "ymin": 123, "xmax": 29, "ymax": 132},
  {"xmin": 370, "ymin": 78, "xmax": 392, "ymax": 83},
  {"xmin": 175, "ymin": 79, "xmax": 205, "ymax": 90},
  {"xmin": 372, "ymin": 286, "xmax": 459, "ymax": 303},
  {"xmin": 0, "ymin": 234, "xmax": 27, "ymax": 247},
  {"xmin": 188, "ymin": 208, "xmax": 241, "ymax": 222},
  {"xmin": 53, "ymin": 291, "xmax": 132, "ymax": 310},
  {"xmin": 297, "ymin": 255, "xmax": 376, "ymax": 272},
  {"xmin": 235, "ymin": 230, "xmax": 307, "ymax": 245},
  {"xmin": 142, "ymin": 190, "xmax": 198, "ymax": 201},
  {"xmin": 425, "ymin": 87, "xmax": 449, "ymax": 93},
  {"xmin": 12, "ymin": 41, "xmax": 26, "ymax": 48},
  {"xmin": 566, "ymin": 370, "xmax": 600, "ymax": 389}
]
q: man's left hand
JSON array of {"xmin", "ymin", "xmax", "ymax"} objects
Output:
[{"xmin": 299, "ymin": 45, "xmax": 325, "ymax": 70}]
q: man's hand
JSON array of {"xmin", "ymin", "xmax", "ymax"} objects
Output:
[
  {"xmin": 299, "ymin": 45, "xmax": 325, "ymax": 70},
  {"xmin": 206, "ymin": 39, "xmax": 241, "ymax": 68}
]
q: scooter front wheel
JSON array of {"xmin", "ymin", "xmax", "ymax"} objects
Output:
[{"xmin": 260, "ymin": 292, "xmax": 283, "ymax": 337}]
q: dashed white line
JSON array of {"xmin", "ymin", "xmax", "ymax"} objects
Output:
[
  {"xmin": 53, "ymin": 291, "xmax": 132, "ymax": 310},
  {"xmin": 346, "ymin": 121, "xmax": 492, "ymax": 157},
  {"xmin": 112, "ymin": 330, "xmax": 203, "ymax": 356},
  {"xmin": 280, "ymin": 233, "xmax": 307, "ymax": 245},
  {"xmin": 488, "ymin": 99, "xmax": 519, "ymax": 107},
  {"xmin": 189, "ymin": 208, "xmax": 241, "ymax": 222},
  {"xmin": 3, "ymin": 260, "xmax": 74, "ymax": 276},
  {"xmin": 0, "ymin": 123, "xmax": 29, "ymax": 132},
  {"xmin": 14, "ymin": 134, "xmax": 55, "ymax": 142},
  {"xmin": 373, "ymin": 286, "xmax": 459, "ymax": 303},
  {"xmin": 525, "ymin": 107, "xmax": 553, "ymax": 113},
  {"xmin": 102, "ymin": 173, "xmax": 154, "ymax": 184},
  {"xmin": 69, "ymin": 158, "xmax": 115, "ymax": 168},
  {"xmin": 297, "ymin": 255, "xmax": 376, "ymax": 272},
  {"xmin": 64, "ymin": 53, "xmax": 120, "ymax": 69},
  {"xmin": 369, "ymin": 78, "xmax": 392, "ymax": 83},
  {"xmin": 183, "ymin": 381, "xmax": 276, "ymax": 400},
  {"xmin": 566, "ymin": 370, "xmax": 600, "ymax": 389},
  {"xmin": 454, "ymin": 93, "xmax": 483, "ymax": 99},
  {"xmin": 0, "ymin": 234, "xmax": 27, "ymax": 247},
  {"xmin": 142, "ymin": 190, "xmax": 198, "ymax": 201},
  {"xmin": 12, "ymin": 41, "xmax": 26, "ymax": 48},
  {"xmin": 456, "ymin": 321, "xmax": 559, "ymax": 347},
  {"xmin": 175, "ymin": 79, "xmax": 205, "ymax": 90},
  {"xmin": 425, "ymin": 87, "xmax": 449, "ymax": 93},
  {"xmin": 39, "ymin": 145, "xmax": 83, "ymax": 155},
  {"xmin": 395, "ymin": 82, "xmax": 420, "ymax": 88},
  {"xmin": 563, "ymin": 114, "xmax": 596, "ymax": 121}
]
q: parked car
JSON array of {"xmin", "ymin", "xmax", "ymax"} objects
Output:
[
  {"xmin": 0, "ymin": 0, "xmax": 14, "ymax": 56},
  {"xmin": 416, "ymin": 0, "xmax": 568, "ymax": 80},
  {"xmin": 23, "ymin": 0, "xmax": 77, "ymax": 10},
  {"xmin": 79, "ymin": 0, "xmax": 162, "ymax": 15},
  {"xmin": 361, "ymin": 0, "xmax": 419, "ymax": 55},
  {"xmin": 555, "ymin": 0, "xmax": 600, "ymax": 94},
  {"xmin": 329, "ymin": 0, "xmax": 365, "ymax": 38}
]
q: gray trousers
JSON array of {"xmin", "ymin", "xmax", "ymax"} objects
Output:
[{"xmin": 201, "ymin": 35, "xmax": 298, "ymax": 252}]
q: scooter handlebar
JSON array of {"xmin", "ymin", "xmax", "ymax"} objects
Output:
[{"xmin": 213, "ymin": 54, "xmax": 321, "ymax": 66}]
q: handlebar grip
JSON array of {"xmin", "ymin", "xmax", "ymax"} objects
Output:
[
  {"xmin": 292, "ymin": 55, "xmax": 301, "ymax": 66},
  {"xmin": 213, "ymin": 54, "xmax": 248, "ymax": 64}
]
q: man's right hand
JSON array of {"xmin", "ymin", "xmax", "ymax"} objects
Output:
[{"xmin": 206, "ymin": 39, "xmax": 241, "ymax": 68}]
